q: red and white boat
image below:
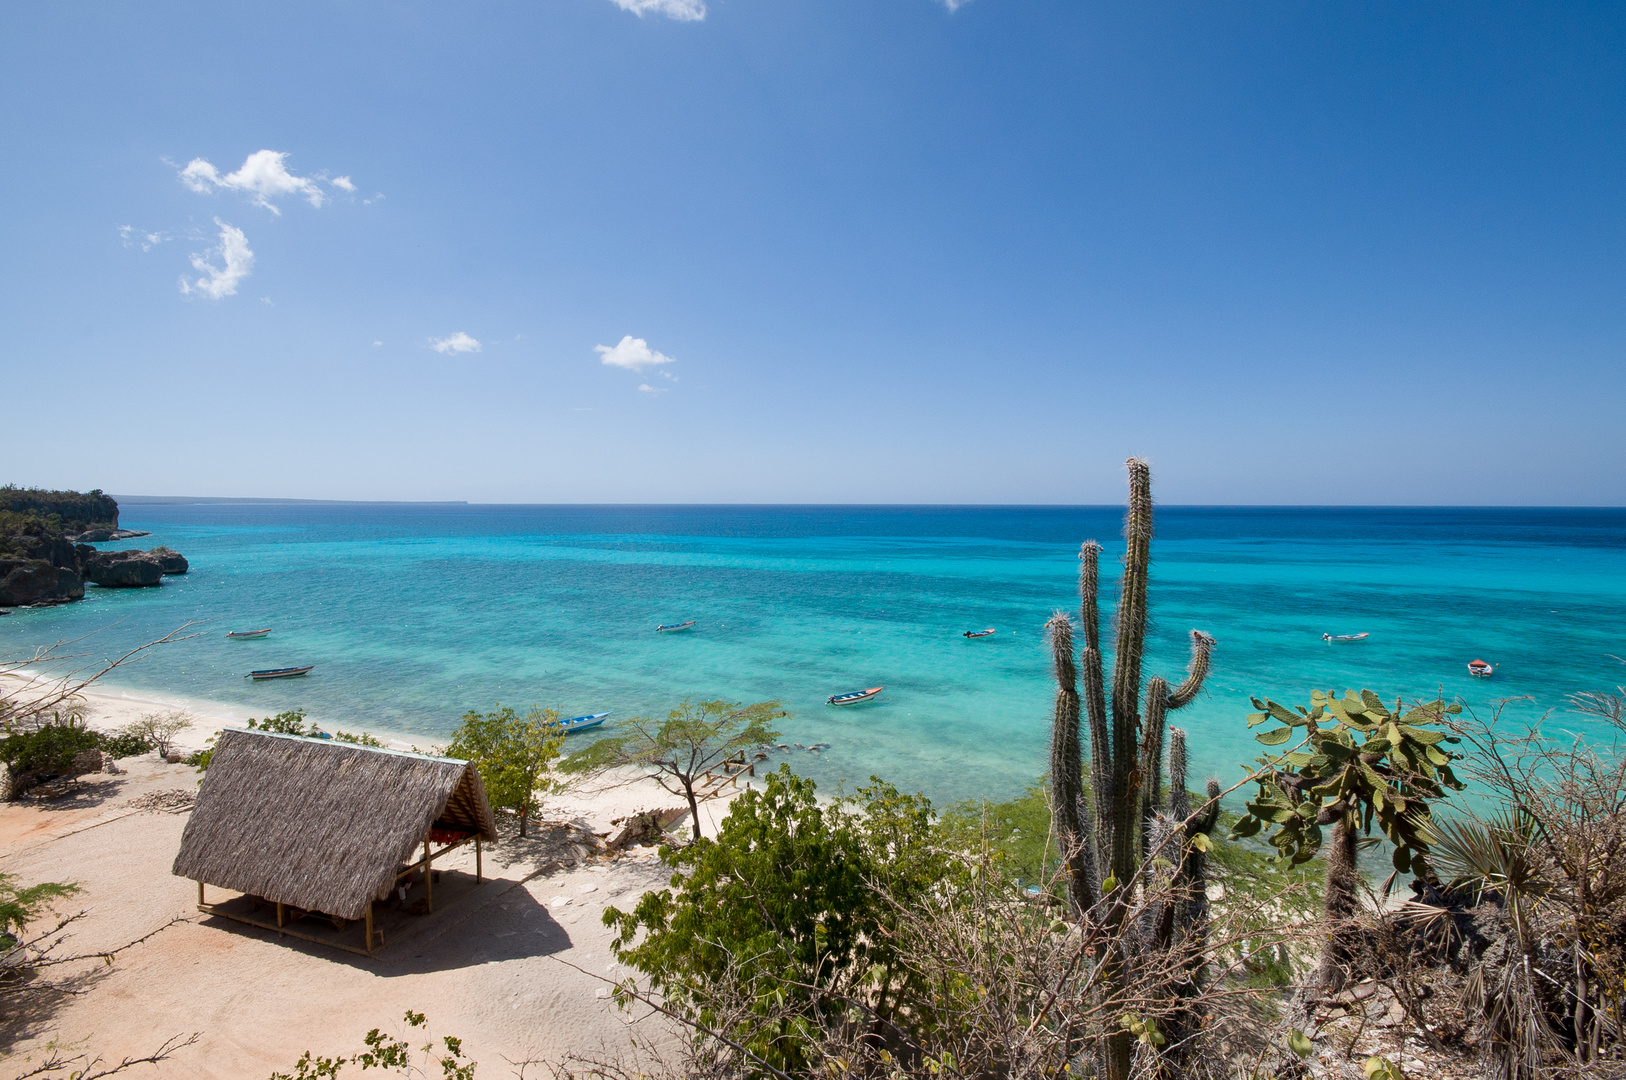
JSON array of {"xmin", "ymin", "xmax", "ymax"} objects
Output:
[
  {"xmin": 827, "ymin": 686, "xmax": 883, "ymax": 707},
  {"xmin": 1467, "ymin": 659, "xmax": 1495, "ymax": 678}
]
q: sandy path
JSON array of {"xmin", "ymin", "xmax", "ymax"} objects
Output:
[{"xmin": 1, "ymin": 686, "xmax": 755, "ymax": 1079}]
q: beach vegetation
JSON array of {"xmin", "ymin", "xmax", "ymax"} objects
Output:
[
  {"xmin": 248, "ymin": 708, "xmax": 324, "ymax": 737},
  {"xmin": 267, "ymin": 1011, "xmax": 475, "ymax": 1080},
  {"xmin": 602, "ymin": 765, "xmax": 948, "ymax": 1076},
  {"xmin": 562, "ymin": 698, "xmax": 783, "ymax": 840},
  {"xmin": 0, "ymin": 486, "xmax": 119, "ymax": 534},
  {"xmin": 446, "ymin": 704, "xmax": 565, "ymax": 838},
  {"xmin": 119, "ymin": 709, "xmax": 194, "ymax": 759}
]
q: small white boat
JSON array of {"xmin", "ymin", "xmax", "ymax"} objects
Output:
[
  {"xmin": 656, "ymin": 620, "xmax": 696, "ymax": 633},
  {"xmin": 827, "ymin": 686, "xmax": 883, "ymax": 707},
  {"xmin": 226, "ymin": 628, "xmax": 272, "ymax": 639},
  {"xmin": 559, "ymin": 712, "xmax": 610, "ymax": 735},
  {"xmin": 247, "ymin": 666, "xmax": 313, "ymax": 680},
  {"xmin": 1322, "ymin": 632, "xmax": 1369, "ymax": 642},
  {"xmin": 1468, "ymin": 659, "xmax": 1495, "ymax": 678}
]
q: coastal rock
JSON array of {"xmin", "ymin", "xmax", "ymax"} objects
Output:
[
  {"xmin": 0, "ymin": 560, "xmax": 85, "ymax": 607},
  {"xmin": 71, "ymin": 747, "xmax": 105, "ymax": 774},
  {"xmin": 149, "ymin": 546, "xmax": 189, "ymax": 574},
  {"xmin": 80, "ymin": 549, "xmax": 165, "ymax": 588},
  {"xmin": 66, "ymin": 527, "xmax": 150, "ymax": 543}
]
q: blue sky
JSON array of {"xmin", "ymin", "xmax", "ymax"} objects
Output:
[{"xmin": 2, "ymin": 2, "xmax": 1623, "ymax": 504}]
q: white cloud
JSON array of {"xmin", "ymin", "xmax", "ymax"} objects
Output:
[
  {"xmin": 940, "ymin": 0, "xmax": 971, "ymax": 9},
  {"xmin": 430, "ymin": 331, "xmax": 482, "ymax": 354},
  {"xmin": 177, "ymin": 150, "xmax": 352, "ymax": 213},
  {"xmin": 372, "ymin": 340, "xmax": 384, "ymax": 347},
  {"xmin": 179, "ymin": 219, "xmax": 254, "ymax": 300},
  {"xmin": 595, "ymin": 335, "xmax": 677, "ymax": 371},
  {"xmin": 118, "ymin": 225, "xmax": 167, "ymax": 251},
  {"xmin": 608, "ymin": 0, "xmax": 705, "ymax": 21}
]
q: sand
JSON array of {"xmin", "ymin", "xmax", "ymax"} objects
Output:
[{"xmin": 0, "ymin": 682, "xmax": 753, "ymax": 1079}]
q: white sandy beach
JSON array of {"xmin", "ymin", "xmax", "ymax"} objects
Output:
[{"xmin": 1, "ymin": 680, "xmax": 755, "ymax": 1078}]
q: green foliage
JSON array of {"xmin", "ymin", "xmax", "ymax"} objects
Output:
[
  {"xmin": 121, "ymin": 710, "xmax": 193, "ymax": 756},
  {"xmin": 937, "ymin": 783, "xmax": 1055, "ymax": 887},
  {"xmin": 333, "ymin": 730, "xmax": 384, "ymax": 747},
  {"xmin": 0, "ymin": 724, "xmax": 100, "ymax": 774},
  {"xmin": 248, "ymin": 709, "xmax": 322, "ymax": 736},
  {"xmin": 562, "ymin": 698, "xmax": 782, "ymax": 839},
  {"xmin": 604, "ymin": 766, "xmax": 949, "ymax": 1075},
  {"xmin": 268, "ymin": 1011, "xmax": 475, "ymax": 1080},
  {"xmin": 1231, "ymin": 690, "xmax": 1466, "ymax": 876},
  {"xmin": 99, "ymin": 729, "xmax": 155, "ymax": 758},
  {"xmin": 0, "ymin": 486, "xmax": 118, "ymax": 533},
  {"xmin": 446, "ymin": 704, "xmax": 564, "ymax": 837},
  {"xmin": 0, "ymin": 872, "xmax": 80, "ymax": 938}
]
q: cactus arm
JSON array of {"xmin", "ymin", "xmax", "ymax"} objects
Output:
[
  {"xmin": 1141, "ymin": 676, "xmax": 1170, "ymax": 822},
  {"xmin": 1046, "ymin": 612, "xmax": 1095, "ymax": 914},
  {"xmin": 1109, "ymin": 459, "xmax": 1153, "ymax": 894},
  {"xmin": 1079, "ymin": 543, "xmax": 1111, "ymax": 851},
  {"xmin": 1165, "ymin": 630, "xmax": 1215, "ymax": 711},
  {"xmin": 1169, "ymin": 727, "xmax": 1190, "ymax": 820}
]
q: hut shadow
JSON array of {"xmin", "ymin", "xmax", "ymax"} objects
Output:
[
  {"xmin": 17, "ymin": 774, "xmax": 130, "ymax": 812},
  {"xmin": 193, "ymin": 873, "xmax": 571, "ymax": 974}
]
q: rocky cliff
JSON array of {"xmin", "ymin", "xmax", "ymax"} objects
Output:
[{"xmin": 0, "ymin": 489, "xmax": 187, "ymax": 608}]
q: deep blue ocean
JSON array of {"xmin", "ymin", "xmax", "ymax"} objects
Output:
[{"xmin": 3, "ymin": 503, "xmax": 1623, "ymax": 805}]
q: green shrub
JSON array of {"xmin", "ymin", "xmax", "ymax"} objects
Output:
[
  {"xmin": 0, "ymin": 724, "xmax": 101, "ymax": 775},
  {"xmin": 332, "ymin": 730, "xmax": 384, "ymax": 747},
  {"xmin": 248, "ymin": 709, "xmax": 320, "ymax": 736},
  {"xmin": 98, "ymin": 729, "xmax": 155, "ymax": 758},
  {"xmin": 937, "ymin": 782, "xmax": 1055, "ymax": 888}
]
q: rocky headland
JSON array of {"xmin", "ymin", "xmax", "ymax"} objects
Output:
[{"xmin": 0, "ymin": 487, "xmax": 187, "ymax": 608}]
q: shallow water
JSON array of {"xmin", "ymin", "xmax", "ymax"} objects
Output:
[{"xmin": 3, "ymin": 503, "xmax": 1622, "ymax": 805}]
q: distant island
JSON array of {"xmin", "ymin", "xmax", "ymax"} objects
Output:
[{"xmin": 0, "ymin": 486, "xmax": 188, "ymax": 608}]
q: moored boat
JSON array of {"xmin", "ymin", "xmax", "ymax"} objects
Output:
[
  {"xmin": 246, "ymin": 666, "xmax": 314, "ymax": 680},
  {"xmin": 1321, "ymin": 632, "xmax": 1369, "ymax": 642},
  {"xmin": 963, "ymin": 628, "xmax": 996, "ymax": 639},
  {"xmin": 226, "ymin": 628, "xmax": 272, "ymax": 639},
  {"xmin": 1467, "ymin": 659, "xmax": 1495, "ymax": 677},
  {"xmin": 656, "ymin": 620, "xmax": 696, "ymax": 633},
  {"xmin": 559, "ymin": 711, "xmax": 611, "ymax": 735},
  {"xmin": 827, "ymin": 686, "xmax": 883, "ymax": 706}
]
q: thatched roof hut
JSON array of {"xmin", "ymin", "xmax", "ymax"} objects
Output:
[{"xmin": 173, "ymin": 728, "xmax": 497, "ymax": 922}]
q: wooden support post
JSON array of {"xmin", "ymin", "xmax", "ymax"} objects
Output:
[
  {"xmin": 198, "ymin": 880, "xmax": 204, "ymax": 905},
  {"xmin": 424, "ymin": 836, "xmax": 433, "ymax": 913},
  {"xmin": 475, "ymin": 836, "xmax": 482, "ymax": 884},
  {"xmin": 276, "ymin": 901, "xmax": 285, "ymax": 928},
  {"xmin": 366, "ymin": 904, "xmax": 374, "ymax": 954}
]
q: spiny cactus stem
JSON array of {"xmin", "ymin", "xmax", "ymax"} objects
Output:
[
  {"xmin": 1046, "ymin": 612, "xmax": 1094, "ymax": 914},
  {"xmin": 1169, "ymin": 728, "xmax": 1190, "ymax": 820},
  {"xmin": 1166, "ymin": 630, "xmax": 1215, "ymax": 710}
]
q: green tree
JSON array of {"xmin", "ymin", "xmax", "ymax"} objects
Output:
[
  {"xmin": 562, "ymin": 698, "xmax": 782, "ymax": 840},
  {"xmin": 446, "ymin": 704, "xmax": 565, "ymax": 838},
  {"xmin": 603, "ymin": 766, "xmax": 949, "ymax": 1075}
]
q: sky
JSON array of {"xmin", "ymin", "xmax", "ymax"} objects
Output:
[{"xmin": 2, "ymin": 1, "xmax": 1623, "ymax": 505}]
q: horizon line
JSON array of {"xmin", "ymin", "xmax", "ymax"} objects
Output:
[{"xmin": 113, "ymin": 495, "xmax": 1626, "ymax": 510}]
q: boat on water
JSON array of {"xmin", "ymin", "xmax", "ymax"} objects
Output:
[
  {"xmin": 246, "ymin": 666, "xmax": 314, "ymax": 680},
  {"xmin": 559, "ymin": 711, "xmax": 611, "ymax": 735},
  {"xmin": 827, "ymin": 686, "xmax": 883, "ymax": 707},
  {"xmin": 1322, "ymin": 632, "xmax": 1369, "ymax": 642},
  {"xmin": 1468, "ymin": 659, "xmax": 1495, "ymax": 677},
  {"xmin": 963, "ymin": 628, "xmax": 996, "ymax": 639},
  {"xmin": 226, "ymin": 628, "xmax": 272, "ymax": 639},
  {"xmin": 656, "ymin": 620, "xmax": 696, "ymax": 633}
]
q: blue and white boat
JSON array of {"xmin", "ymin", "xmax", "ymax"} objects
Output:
[
  {"xmin": 826, "ymin": 687, "xmax": 883, "ymax": 707},
  {"xmin": 559, "ymin": 711, "xmax": 611, "ymax": 734},
  {"xmin": 656, "ymin": 620, "xmax": 696, "ymax": 633}
]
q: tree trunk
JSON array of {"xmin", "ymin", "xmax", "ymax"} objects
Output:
[
  {"xmin": 1315, "ymin": 816, "xmax": 1360, "ymax": 992},
  {"xmin": 685, "ymin": 782, "xmax": 703, "ymax": 841}
]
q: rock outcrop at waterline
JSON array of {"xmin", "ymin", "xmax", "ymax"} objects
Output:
[{"xmin": 0, "ymin": 487, "xmax": 188, "ymax": 607}]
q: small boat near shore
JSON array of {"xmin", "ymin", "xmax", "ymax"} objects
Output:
[
  {"xmin": 1322, "ymin": 632, "xmax": 1369, "ymax": 642},
  {"xmin": 226, "ymin": 628, "xmax": 272, "ymax": 639},
  {"xmin": 656, "ymin": 620, "xmax": 696, "ymax": 633},
  {"xmin": 827, "ymin": 686, "xmax": 883, "ymax": 707},
  {"xmin": 247, "ymin": 666, "xmax": 313, "ymax": 680},
  {"xmin": 963, "ymin": 628, "xmax": 996, "ymax": 639},
  {"xmin": 559, "ymin": 711, "xmax": 610, "ymax": 735},
  {"xmin": 1468, "ymin": 659, "xmax": 1495, "ymax": 677}
]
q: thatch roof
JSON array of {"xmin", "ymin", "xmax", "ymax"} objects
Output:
[{"xmin": 172, "ymin": 728, "xmax": 498, "ymax": 921}]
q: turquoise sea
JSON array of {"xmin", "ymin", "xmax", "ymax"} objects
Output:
[{"xmin": 3, "ymin": 504, "xmax": 1624, "ymax": 805}]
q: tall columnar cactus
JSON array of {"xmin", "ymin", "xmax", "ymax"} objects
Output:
[{"xmin": 1047, "ymin": 459, "xmax": 1217, "ymax": 1080}]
